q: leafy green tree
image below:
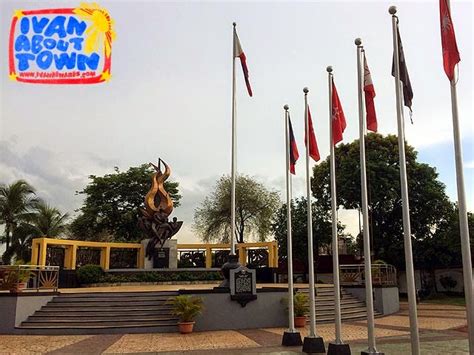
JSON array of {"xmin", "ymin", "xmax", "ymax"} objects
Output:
[
  {"xmin": 70, "ymin": 164, "xmax": 181, "ymax": 242},
  {"xmin": 0, "ymin": 180, "xmax": 38, "ymax": 263},
  {"xmin": 311, "ymin": 133, "xmax": 452, "ymax": 270},
  {"xmin": 272, "ymin": 197, "xmax": 333, "ymax": 266},
  {"xmin": 193, "ymin": 175, "xmax": 281, "ymax": 244}
]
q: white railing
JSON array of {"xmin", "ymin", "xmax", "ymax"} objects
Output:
[
  {"xmin": 0, "ymin": 265, "xmax": 59, "ymax": 292},
  {"xmin": 340, "ymin": 263, "xmax": 397, "ymax": 286}
]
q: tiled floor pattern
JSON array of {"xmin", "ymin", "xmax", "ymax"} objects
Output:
[{"xmin": 0, "ymin": 302, "xmax": 469, "ymax": 354}]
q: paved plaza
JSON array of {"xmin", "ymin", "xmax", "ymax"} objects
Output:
[{"xmin": 0, "ymin": 302, "xmax": 469, "ymax": 354}]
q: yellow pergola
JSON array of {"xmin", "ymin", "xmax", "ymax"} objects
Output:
[{"xmin": 31, "ymin": 238, "xmax": 278, "ymax": 270}]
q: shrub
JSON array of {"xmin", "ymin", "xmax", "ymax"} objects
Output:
[
  {"xmin": 281, "ymin": 291, "xmax": 309, "ymax": 317},
  {"xmin": 77, "ymin": 265, "xmax": 104, "ymax": 284}
]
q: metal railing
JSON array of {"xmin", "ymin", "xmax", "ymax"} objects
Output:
[
  {"xmin": 340, "ymin": 263, "xmax": 397, "ymax": 286},
  {"xmin": 0, "ymin": 265, "xmax": 59, "ymax": 292}
]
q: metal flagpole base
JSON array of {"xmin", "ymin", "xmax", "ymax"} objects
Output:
[
  {"xmin": 328, "ymin": 342, "xmax": 351, "ymax": 355},
  {"xmin": 302, "ymin": 336, "xmax": 325, "ymax": 354},
  {"xmin": 361, "ymin": 350, "xmax": 384, "ymax": 355},
  {"xmin": 282, "ymin": 330, "xmax": 302, "ymax": 346}
]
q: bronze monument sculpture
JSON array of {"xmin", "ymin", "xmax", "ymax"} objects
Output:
[{"xmin": 138, "ymin": 159, "xmax": 183, "ymax": 260}]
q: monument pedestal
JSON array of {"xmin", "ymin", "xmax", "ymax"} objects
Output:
[{"xmin": 142, "ymin": 239, "xmax": 177, "ymax": 269}]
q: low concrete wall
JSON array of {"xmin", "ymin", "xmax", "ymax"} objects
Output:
[
  {"xmin": 186, "ymin": 289, "xmax": 288, "ymax": 331},
  {"xmin": 15, "ymin": 294, "xmax": 54, "ymax": 326},
  {"xmin": 0, "ymin": 293, "xmax": 55, "ymax": 333},
  {"xmin": 344, "ymin": 286, "xmax": 399, "ymax": 315}
]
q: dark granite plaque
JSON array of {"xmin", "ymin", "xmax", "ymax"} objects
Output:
[
  {"xmin": 230, "ymin": 266, "xmax": 257, "ymax": 307},
  {"xmin": 153, "ymin": 248, "xmax": 170, "ymax": 268}
]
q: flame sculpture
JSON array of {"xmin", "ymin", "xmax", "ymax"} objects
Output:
[{"xmin": 138, "ymin": 159, "xmax": 183, "ymax": 260}]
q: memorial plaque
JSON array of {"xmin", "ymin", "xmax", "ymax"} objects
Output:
[
  {"xmin": 230, "ymin": 266, "xmax": 257, "ymax": 307},
  {"xmin": 153, "ymin": 248, "xmax": 170, "ymax": 268}
]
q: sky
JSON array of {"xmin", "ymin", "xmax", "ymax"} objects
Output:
[{"xmin": 0, "ymin": 0, "xmax": 472, "ymax": 245}]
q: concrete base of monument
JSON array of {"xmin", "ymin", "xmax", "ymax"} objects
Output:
[
  {"xmin": 302, "ymin": 336, "xmax": 326, "ymax": 354},
  {"xmin": 142, "ymin": 238, "xmax": 178, "ymax": 269},
  {"xmin": 327, "ymin": 342, "xmax": 351, "ymax": 355},
  {"xmin": 282, "ymin": 330, "xmax": 303, "ymax": 346}
]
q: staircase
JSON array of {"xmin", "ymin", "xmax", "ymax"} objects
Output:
[
  {"xmin": 17, "ymin": 291, "xmax": 179, "ymax": 335},
  {"xmin": 299, "ymin": 286, "xmax": 382, "ymax": 323}
]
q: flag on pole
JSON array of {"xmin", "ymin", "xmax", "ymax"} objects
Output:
[
  {"xmin": 234, "ymin": 29, "xmax": 253, "ymax": 97},
  {"xmin": 391, "ymin": 27, "xmax": 413, "ymax": 114},
  {"xmin": 331, "ymin": 82, "xmax": 347, "ymax": 145},
  {"xmin": 304, "ymin": 107, "xmax": 320, "ymax": 162},
  {"xmin": 288, "ymin": 114, "xmax": 299, "ymax": 174},
  {"xmin": 363, "ymin": 53, "xmax": 377, "ymax": 132},
  {"xmin": 440, "ymin": 0, "xmax": 460, "ymax": 81}
]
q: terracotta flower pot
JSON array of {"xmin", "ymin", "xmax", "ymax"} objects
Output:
[
  {"xmin": 9, "ymin": 282, "xmax": 27, "ymax": 293},
  {"xmin": 178, "ymin": 321, "xmax": 195, "ymax": 334},
  {"xmin": 294, "ymin": 316, "xmax": 307, "ymax": 328}
]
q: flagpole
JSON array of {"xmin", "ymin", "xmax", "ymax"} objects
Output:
[
  {"xmin": 326, "ymin": 67, "xmax": 350, "ymax": 355},
  {"xmin": 282, "ymin": 105, "xmax": 302, "ymax": 347},
  {"xmin": 355, "ymin": 39, "xmax": 382, "ymax": 355},
  {"xmin": 389, "ymin": 7, "xmax": 420, "ymax": 355},
  {"xmin": 446, "ymin": 1, "xmax": 474, "ymax": 351},
  {"xmin": 302, "ymin": 87, "xmax": 325, "ymax": 355},
  {"xmin": 230, "ymin": 22, "xmax": 237, "ymax": 256}
]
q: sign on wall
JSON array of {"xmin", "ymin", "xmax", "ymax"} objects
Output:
[{"xmin": 9, "ymin": 3, "xmax": 115, "ymax": 84}]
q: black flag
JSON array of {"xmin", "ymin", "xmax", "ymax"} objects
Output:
[{"xmin": 392, "ymin": 25, "xmax": 413, "ymax": 117}]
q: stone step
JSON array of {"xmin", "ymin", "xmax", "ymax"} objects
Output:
[
  {"xmin": 57, "ymin": 291, "xmax": 179, "ymax": 297},
  {"xmin": 19, "ymin": 321, "xmax": 179, "ymax": 329},
  {"xmin": 25, "ymin": 316, "xmax": 178, "ymax": 324},
  {"xmin": 34, "ymin": 310, "xmax": 174, "ymax": 317},
  {"xmin": 51, "ymin": 296, "xmax": 173, "ymax": 303},
  {"xmin": 40, "ymin": 305, "xmax": 173, "ymax": 312},
  {"xmin": 44, "ymin": 301, "xmax": 169, "ymax": 307}
]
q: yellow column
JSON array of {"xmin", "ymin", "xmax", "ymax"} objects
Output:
[
  {"xmin": 31, "ymin": 241, "xmax": 39, "ymax": 265},
  {"xmin": 64, "ymin": 246, "xmax": 72, "ymax": 269},
  {"xmin": 70, "ymin": 245, "xmax": 78, "ymax": 270},
  {"xmin": 273, "ymin": 242, "xmax": 279, "ymax": 267},
  {"xmin": 39, "ymin": 239, "xmax": 47, "ymax": 266},
  {"xmin": 268, "ymin": 245, "xmax": 274, "ymax": 268},
  {"xmin": 205, "ymin": 247, "xmax": 212, "ymax": 268},
  {"xmin": 239, "ymin": 246, "xmax": 247, "ymax": 266},
  {"xmin": 138, "ymin": 246, "xmax": 145, "ymax": 268},
  {"xmin": 101, "ymin": 247, "xmax": 111, "ymax": 270}
]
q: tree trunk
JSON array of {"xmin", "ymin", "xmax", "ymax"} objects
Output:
[{"xmin": 5, "ymin": 223, "xmax": 10, "ymax": 250}]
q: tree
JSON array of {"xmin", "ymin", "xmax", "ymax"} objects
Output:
[
  {"xmin": 272, "ymin": 197, "xmax": 333, "ymax": 266},
  {"xmin": 0, "ymin": 180, "xmax": 38, "ymax": 263},
  {"xmin": 9, "ymin": 202, "xmax": 69, "ymax": 262},
  {"xmin": 311, "ymin": 133, "xmax": 452, "ymax": 270},
  {"xmin": 70, "ymin": 164, "xmax": 181, "ymax": 242},
  {"xmin": 193, "ymin": 175, "xmax": 280, "ymax": 244}
]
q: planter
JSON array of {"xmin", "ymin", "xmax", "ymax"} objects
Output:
[
  {"xmin": 9, "ymin": 282, "xmax": 27, "ymax": 293},
  {"xmin": 178, "ymin": 321, "xmax": 195, "ymax": 334},
  {"xmin": 294, "ymin": 316, "xmax": 307, "ymax": 328}
]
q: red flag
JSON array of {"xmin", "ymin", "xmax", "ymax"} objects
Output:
[
  {"xmin": 234, "ymin": 29, "xmax": 253, "ymax": 97},
  {"xmin": 304, "ymin": 106, "xmax": 320, "ymax": 162},
  {"xmin": 288, "ymin": 115, "xmax": 299, "ymax": 174},
  {"xmin": 332, "ymin": 82, "xmax": 346, "ymax": 145},
  {"xmin": 363, "ymin": 53, "xmax": 377, "ymax": 132},
  {"xmin": 440, "ymin": 0, "xmax": 460, "ymax": 81}
]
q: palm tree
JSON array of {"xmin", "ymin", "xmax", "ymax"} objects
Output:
[
  {"xmin": 29, "ymin": 203, "xmax": 69, "ymax": 237},
  {"xmin": 0, "ymin": 180, "xmax": 37, "ymax": 258},
  {"xmin": 9, "ymin": 203, "xmax": 69, "ymax": 262}
]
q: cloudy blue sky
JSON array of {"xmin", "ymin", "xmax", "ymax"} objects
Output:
[{"xmin": 0, "ymin": 0, "xmax": 472, "ymax": 244}]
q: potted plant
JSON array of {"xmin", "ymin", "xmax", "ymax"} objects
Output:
[
  {"xmin": 293, "ymin": 292, "xmax": 309, "ymax": 327},
  {"xmin": 2, "ymin": 261, "xmax": 31, "ymax": 293},
  {"xmin": 167, "ymin": 295, "xmax": 204, "ymax": 334},
  {"xmin": 282, "ymin": 292, "xmax": 309, "ymax": 328}
]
